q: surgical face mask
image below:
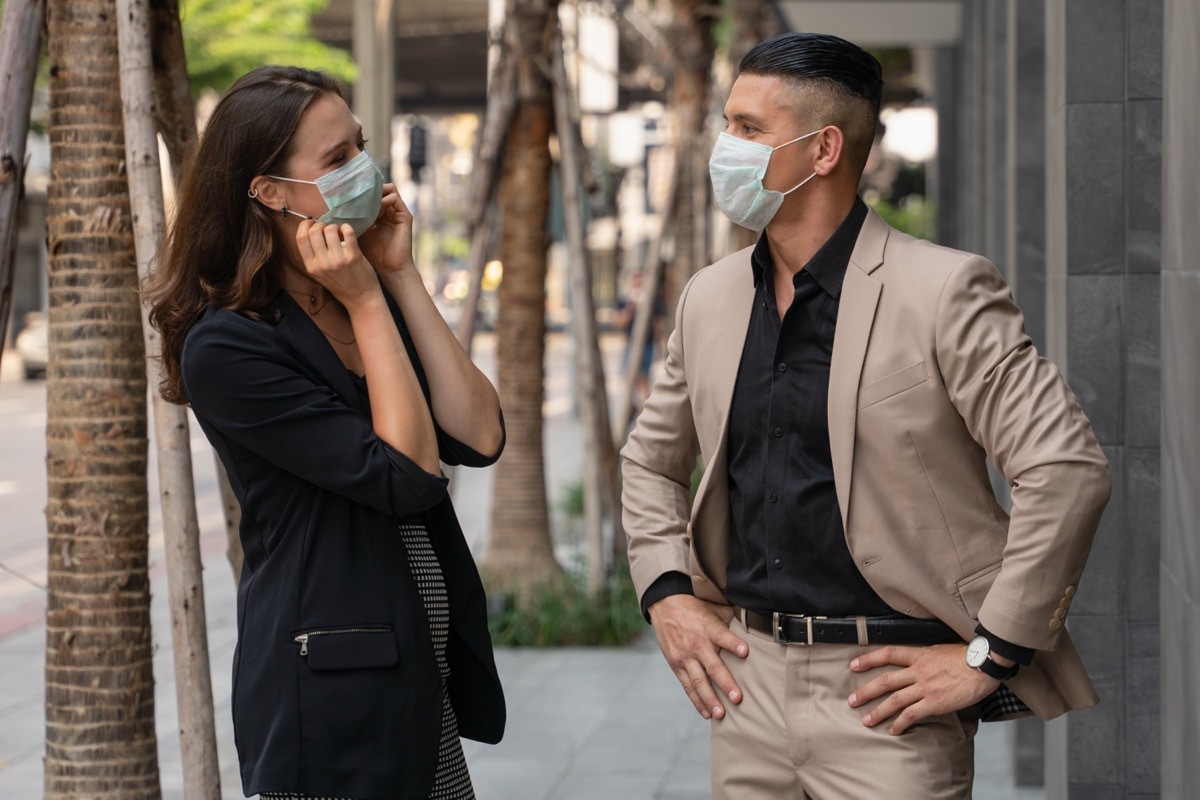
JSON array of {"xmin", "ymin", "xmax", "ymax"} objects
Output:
[
  {"xmin": 269, "ymin": 150, "xmax": 385, "ymax": 237},
  {"xmin": 708, "ymin": 129, "xmax": 820, "ymax": 231}
]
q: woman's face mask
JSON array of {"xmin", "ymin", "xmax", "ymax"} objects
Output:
[
  {"xmin": 708, "ymin": 129, "xmax": 820, "ymax": 231},
  {"xmin": 269, "ymin": 150, "xmax": 385, "ymax": 237}
]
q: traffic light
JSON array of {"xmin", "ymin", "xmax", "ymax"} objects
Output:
[{"xmin": 408, "ymin": 122, "xmax": 427, "ymax": 180}]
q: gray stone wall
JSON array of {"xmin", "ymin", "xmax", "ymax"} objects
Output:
[
  {"xmin": 1043, "ymin": 1, "xmax": 1162, "ymax": 797},
  {"xmin": 1160, "ymin": 1, "xmax": 1200, "ymax": 796}
]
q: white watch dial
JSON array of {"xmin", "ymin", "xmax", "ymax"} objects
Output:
[{"xmin": 965, "ymin": 636, "xmax": 990, "ymax": 668}]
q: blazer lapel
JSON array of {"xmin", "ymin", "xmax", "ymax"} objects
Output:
[
  {"xmin": 828, "ymin": 211, "xmax": 889, "ymax": 528},
  {"xmin": 273, "ymin": 293, "xmax": 364, "ymax": 410}
]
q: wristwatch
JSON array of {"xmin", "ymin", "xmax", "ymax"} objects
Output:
[{"xmin": 965, "ymin": 635, "xmax": 1020, "ymax": 681}]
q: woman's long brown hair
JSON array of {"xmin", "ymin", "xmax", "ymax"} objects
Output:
[{"xmin": 145, "ymin": 66, "xmax": 344, "ymax": 404}]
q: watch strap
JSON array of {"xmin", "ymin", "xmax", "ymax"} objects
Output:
[{"xmin": 976, "ymin": 655, "xmax": 1020, "ymax": 681}]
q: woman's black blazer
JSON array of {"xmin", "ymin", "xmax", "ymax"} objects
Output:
[{"xmin": 182, "ymin": 291, "xmax": 505, "ymax": 799}]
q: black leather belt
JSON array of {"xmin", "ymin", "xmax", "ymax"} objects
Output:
[{"xmin": 740, "ymin": 608, "xmax": 959, "ymax": 647}]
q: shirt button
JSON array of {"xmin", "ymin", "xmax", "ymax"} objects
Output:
[
  {"xmin": 773, "ymin": 558, "xmax": 783, "ymax": 569},
  {"xmin": 777, "ymin": 363, "xmax": 788, "ymax": 373},
  {"xmin": 768, "ymin": 492, "xmax": 778, "ymax": 503},
  {"xmin": 773, "ymin": 427, "xmax": 783, "ymax": 438}
]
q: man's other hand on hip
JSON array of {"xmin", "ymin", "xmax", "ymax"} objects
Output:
[{"xmin": 649, "ymin": 594, "xmax": 749, "ymax": 720}]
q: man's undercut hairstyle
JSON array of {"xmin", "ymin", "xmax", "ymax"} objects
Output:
[{"xmin": 739, "ymin": 32, "xmax": 884, "ymax": 176}]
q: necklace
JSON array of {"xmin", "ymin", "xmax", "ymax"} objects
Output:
[
  {"xmin": 285, "ymin": 287, "xmax": 327, "ymax": 316},
  {"xmin": 315, "ymin": 324, "xmax": 356, "ymax": 346}
]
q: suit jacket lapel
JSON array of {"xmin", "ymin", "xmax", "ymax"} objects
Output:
[
  {"xmin": 828, "ymin": 210, "xmax": 889, "ymax": 528},
  {"xmin": 273, "ymin": 293, "xmax": 364, "ymax": 411}
]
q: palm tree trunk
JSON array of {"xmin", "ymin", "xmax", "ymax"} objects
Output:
[
  {"xmin": 483, "ymin": 0, "xmax": 563, "ymax": 597},
  {"xmin": 44, "ymin": 0, "xmax": 161, "ymax": 796}
]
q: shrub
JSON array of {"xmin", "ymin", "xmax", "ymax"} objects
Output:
[{"xmin": 487, "ymin": 568, "xmax": 645, "ymax": 647}]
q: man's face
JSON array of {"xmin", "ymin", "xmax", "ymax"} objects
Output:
[{"xmin": 722, "ymin": 74, "xmax": 815, "ymax": 194}]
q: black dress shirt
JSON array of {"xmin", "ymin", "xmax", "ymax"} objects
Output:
[{"xmin": 722, "ymin": 197, "xmax": 889, "ymax": 615}]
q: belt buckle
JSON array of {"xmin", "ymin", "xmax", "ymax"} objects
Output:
[{"xmin": 772, "ymin": 612, "xmax": 817, "ymax": 646}]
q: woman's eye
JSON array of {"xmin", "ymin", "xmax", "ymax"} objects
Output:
[{"xmin": 358, "ymin": 139, "xmax": 369, "ymax": 151}]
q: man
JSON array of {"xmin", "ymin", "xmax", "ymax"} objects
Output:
[{"xmin": 620, "ymin": 32, "xmax": 1110, "ymax": 799}]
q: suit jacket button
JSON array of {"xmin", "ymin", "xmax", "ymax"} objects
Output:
[
  {"xmin": 1060, "ymin": 597, "xmax": 1072, "ymax": 608},
  {"xmin": 1054, "ymin": 608, "xmax": 1068, "ymax": 620},
  {"xmin": 1064, "ymin": 585, "xmax": 1076, "ymax": 597},
  {"xmin": 1049, "ymin": 618, "xmax": 1062, "ymax": 630}
]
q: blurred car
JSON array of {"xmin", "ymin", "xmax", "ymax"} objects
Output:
[{"xmin": 15, "ymin": 311, "xmax": 47, "ymax": 380}]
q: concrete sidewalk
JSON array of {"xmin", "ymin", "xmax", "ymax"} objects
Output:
[{"xmin": 0, "ymin": 336, "xmax": 1042, "ymax": 798}]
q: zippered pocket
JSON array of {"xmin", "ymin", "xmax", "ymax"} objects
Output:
[{"xmin": 292, "ymin": 625, "xmax": 399, "ymax": 671}]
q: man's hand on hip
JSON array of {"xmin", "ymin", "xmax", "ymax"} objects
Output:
[
  {"xmin": 648, "ymin": 594, "xmax": 748, "ymax": 720},
  {"xmin": 846, "ymin": 644, "xmax": 1001, "ymax": 735}
]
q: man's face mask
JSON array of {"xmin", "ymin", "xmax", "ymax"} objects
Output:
[
  {"xmin": 708, "ymin": 129, "xmax": 820, "ymax": 231},
  {"xmin": 269, "ymin": 150, "xmax": 385, "ymax": 237}
]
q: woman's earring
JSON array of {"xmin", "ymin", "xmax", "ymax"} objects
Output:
[
  {"xmin": 247, "ymin": 187, "xmax": 259, "ymax": 198},
  {"xmin": 281, "ymin": 206, "xmax": 289, "ymax": 218}
]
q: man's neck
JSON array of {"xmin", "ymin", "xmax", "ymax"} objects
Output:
[{"xmin": 764, "ymin": 191, "xmax": 857, "ymax": 276}]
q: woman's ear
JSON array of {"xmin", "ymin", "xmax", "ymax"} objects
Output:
[
  {"xmin": 249, "ymin": 176, "xmax": 285, "ymax": 214},
  {"xmin": 813, "ymin": 126, "xmax": 845, "ymax": 176}
]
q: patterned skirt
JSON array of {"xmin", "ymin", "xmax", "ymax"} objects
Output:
[{"xmin": 262, "ymin": 522, "xmax": 474, "ymax": 800}]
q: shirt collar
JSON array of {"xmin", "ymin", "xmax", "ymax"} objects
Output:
[{"xmin": 749, "ymin": 196, "xmax": 869, "ymax": 300}]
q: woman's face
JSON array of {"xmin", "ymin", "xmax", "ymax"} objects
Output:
[{"xmin": 270, "ymin": 93, "xmax": 367, "ymax": 220}]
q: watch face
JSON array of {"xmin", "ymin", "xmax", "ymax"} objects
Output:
[{"xmin": 965, "ymin": 636, "xmax": 990, "ymax": 668}]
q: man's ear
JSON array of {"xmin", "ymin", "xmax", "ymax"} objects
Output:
[
  {"xmin": 249, "ymin": 176, "xmax": 285, "ymax": 214},
  {"xmin": 813, "ymin": 126, "xmax": 845, "ymax": 176}
]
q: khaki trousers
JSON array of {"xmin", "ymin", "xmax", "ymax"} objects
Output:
[{"xmin": 711, "ymin": 617, "xmax": 979, "ymax": 800}]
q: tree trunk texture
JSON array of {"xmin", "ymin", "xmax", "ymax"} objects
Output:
[
  {"xmin": 147, "ymin": 0, "xmax": 196, "ymax": 180},
  {"xmin": 482, "ymin": 0, "xmax": 562, "ymax": 597},
  {"xmin": 0, "ymin": 0, "xmax": 46, "ymax": 371},
  {"xmin": 455, "ymin": 41, "xmax": 516, "ymax": 355},
  {"xmin": 550, "ymin": 27, "xmax": 621, "ymax": 599},
  {"xmin": 142, "ymin": 0, "xmax": 246, "ymax": 585},
  {"xmin": 43, "ymin": 0, "xmax": 162, "ymax": 797},
  {"xmin": 615, "ymin": 147, "xmax": 676, "ymax": 444},
  {"xmin": 663, "ymin": 0, "xmax": 716, "ymax": 321},
  {"xmin": 117, "ymin": 0, "xmax": 221, "ymax": 796}
]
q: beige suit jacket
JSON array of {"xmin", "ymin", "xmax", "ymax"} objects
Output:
[{"xmin": 621, "ymin": 210, "xmax": 1111, "ymax": 720}]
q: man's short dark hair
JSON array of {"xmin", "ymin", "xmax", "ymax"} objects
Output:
[{"xmin": 739, "ymin": 32, "xmax": 884, "ymax": 175}]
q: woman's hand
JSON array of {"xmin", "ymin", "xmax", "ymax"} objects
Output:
[
  {"xmin": 358, "ymin": 183, "xmax": 416, "ymax": 275},
  {"xmin": 295, "ymin": 220, "xmax": 382, "ymax": 310}
]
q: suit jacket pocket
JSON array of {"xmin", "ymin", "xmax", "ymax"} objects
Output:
[
  {"xmin": 859, "ymin": 361, "xmax": 929, "ymax": 408},
  {"xmin": 295, "ymin": 625, "xmax": 399, "ymax": 671},
  {"xmin": 956, "ymin": 562, "xmax": 1002, "ymax": 617}
]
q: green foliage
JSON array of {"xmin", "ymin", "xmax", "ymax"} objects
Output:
[
  {"xmin": 559, "ymin": 478, "xmax": 585, "ymax": 518},
  {"xmin": 487, "ymin": 568, "xmax": 646, "ymax": 647},
  {"xmin": 180, "ymin": 0, "xmax": 357, "ymax": 95},
  {"xmin": 868, "ymin": 195, "xmax": 935, "ymax": 241}
]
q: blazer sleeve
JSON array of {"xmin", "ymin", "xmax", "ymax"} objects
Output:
[
  {"xmin": 934, "ymin": 256, "xmax": 1111, "ymax": 651},
  {"xmin": 383, "ymin": 293, "xmax": 504, "ymax": 469},
  {"xmin": 620, "ymin": 274, "xmax": 702, "ymax": 604},
  {"xmin": 183, "ymin": 315, "xmax": 449, "ymax": 518}
]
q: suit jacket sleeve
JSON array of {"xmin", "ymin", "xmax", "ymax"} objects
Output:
[
  {"xmin": 183, "ymin": 314, "xmax": 449, "ymax": 518},
  {"xmin": 620, "ymin": 275, "xmax": 702, "ymax": 604},
  {"xmin": 935, "ymin": 256, "xmax": 1111, "ymax": 651}
]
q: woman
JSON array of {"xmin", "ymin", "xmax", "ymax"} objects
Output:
[{"xmin": 147, "ymin": 66, "xmax": 505, "ymax": 799}]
